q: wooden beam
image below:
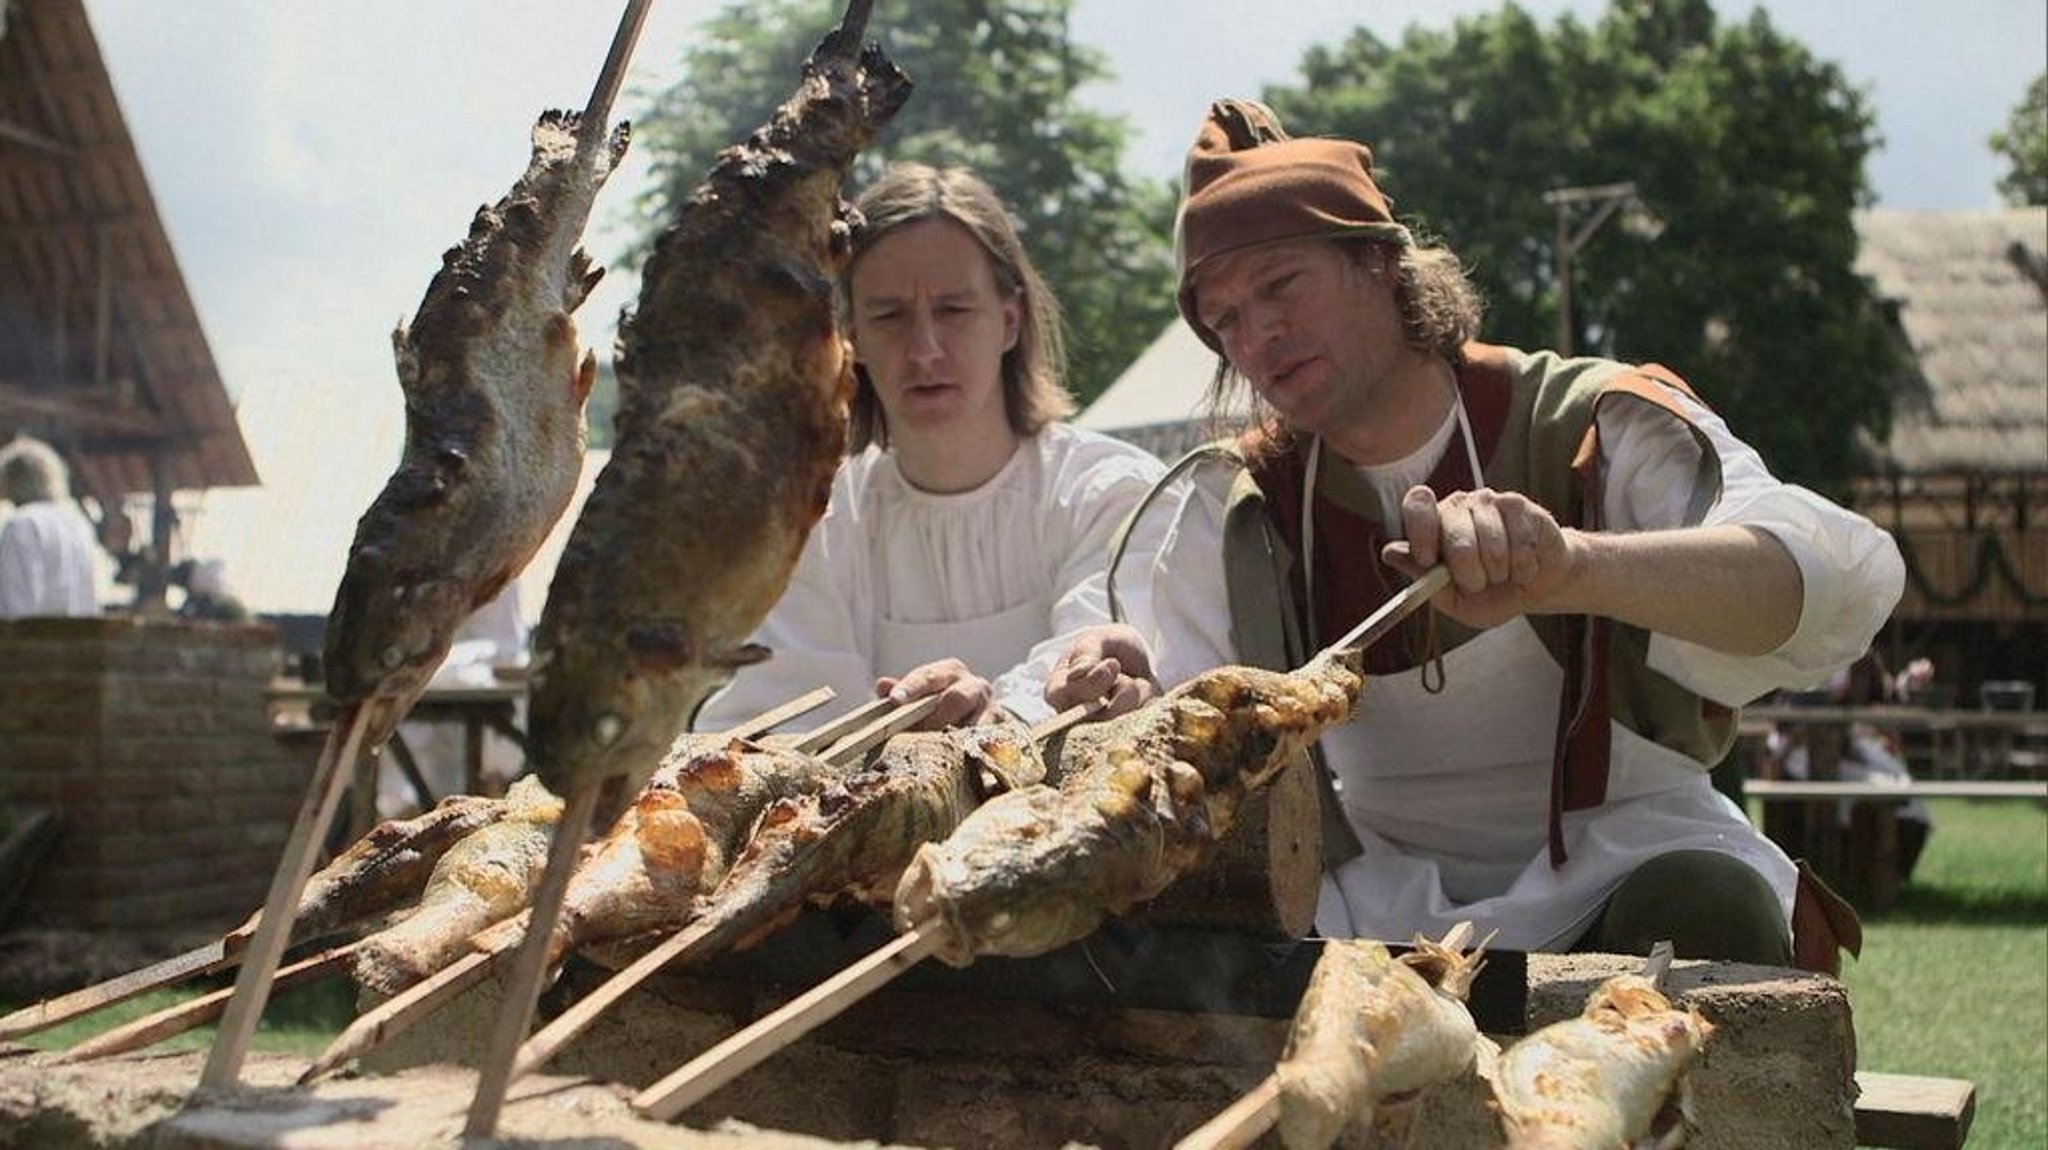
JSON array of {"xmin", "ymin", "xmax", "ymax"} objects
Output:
[
  {"xmin": 0, "ymin": 382, "xmax": 162, "ymax": 437},
  {"xmin": 0, "ymin": 117, "xmax": 72, "ymax": 156}
]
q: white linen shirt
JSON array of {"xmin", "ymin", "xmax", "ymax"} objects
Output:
[
  {"xmin": 696, "ymin": 423, "xmax": 1165, "ymax": 731},
  {"xmin": 1114, "ymin": 379, "xmax": 1905, "ymax": 947},
  {"xmin": 0, "ymin": 501, "xmax": 98, "ymax": 620}
]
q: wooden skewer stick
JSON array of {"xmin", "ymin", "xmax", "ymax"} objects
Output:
[
  {"xmin": 635, "ymin": 922, "xmax": 948, "ymax": 1121},
  {"xmin": 509, "ymin": 697, "xmax": 1105, "ymax": 1083},
  {"xmin": 6, "ymin": 687, "xmax": 831, "ymax": 1051},
  {"xmin": 464, "ymin": 778, "xmax": 600, "ymax": 1137},
  {"xmin": 55, "ymin": 942, "xmax": 360, "ymax": 1064},
  {"xmin": 296, "ymin": 691, "xmax": 839, "ymax": 1085},
  {"xmin": 0, "ymin": 934, "xmax": 244, "ymax": 1042},
  {"xmin": 789, "ymin": 696, "xmax": 895, "ymax": 754},
  {"xmin": 725, "ymin": 685, "xmax": 836, "ymax": 741},
  {"xmin": 1315, "ymin": 565, "xmax": 1449, "ymax": 664},
  {"xmin": 198, "ymin": 698, "xmax": 380, "ymax": 1090},
  {"xmin": 818, "ymin": 694, "xmax": 943, "ymax": 763},
  {"xmin": 1174, "ymin": 1074, "xmax": 1281, "ymax": 1150}
]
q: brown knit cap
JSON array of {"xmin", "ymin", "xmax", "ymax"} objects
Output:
[{"xmin": 1174, "ymin": 99, "xmax": 1411, "ymax": 352}]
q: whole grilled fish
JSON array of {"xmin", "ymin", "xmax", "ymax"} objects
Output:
[
  {"xmin": 476, "ymin": 734, "xmax": 848, "ymax": 966},
  {"xmin": 352, "ymin": 777, "xmax": 564, "ymax": 993},
  {"xmin": 1274, "ymin": 933, "xmax": 1487, "ymax": 1150},
  {"xmin": 1495, "ymin": 974, "xmax": 1715, "ymax": 1149},
  {"xmin": 324, "ymin": 107, "xmax": 629, "ymax": 716},
  {"xmin": 895, "ymin": 657, "xmax": 1362, "ymax": 966},
  {"xmin": 607, "ymin": 722, "xmax": 1047, "ymax": 968},
  {"xmin": 526, "ymin": 0, "xmax": 911, "ymax": 815},
  {"xmin": 271, "ymin": 793, "xmax": 510, "ymax": 942}
]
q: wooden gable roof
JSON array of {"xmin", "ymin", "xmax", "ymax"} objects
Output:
[{"xmin": 0, "ymin": 0, "xmax": 258, "ymax": 500}]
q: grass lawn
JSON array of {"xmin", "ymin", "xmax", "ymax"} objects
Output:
[
  {"xmin": 3, "ymin": 971, "xmax": 356, "ymax": 1059},
  {"xmin": 1831, "ymin": 797, "xmax": 2048, "ymax": 1150}
]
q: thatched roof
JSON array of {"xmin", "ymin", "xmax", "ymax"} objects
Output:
[
  {"xmin": 0, "ymin": 0, "xmax": 257, "ymax": 499},
  {"xmin": 1854, "ymin": 207, "xmax": 2048, "ymax": 475}
]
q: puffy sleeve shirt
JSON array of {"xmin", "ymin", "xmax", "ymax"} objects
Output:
[
  {"xmin": 695, "ymin": 423, "xmax": 1166, "ymax": 732},
  {"xmin": 1122, "ymin": 385, "xmax": 1904, "ymax": 710}
]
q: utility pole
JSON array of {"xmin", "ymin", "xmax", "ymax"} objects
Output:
[{"xmin": 1543, "ymin": 181, "xmax": 1663, "ymax": 356}]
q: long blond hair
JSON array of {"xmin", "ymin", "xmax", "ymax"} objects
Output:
[{"xmin": 840, "ymin": 163, "xmax": 1074, "ymax": 452}]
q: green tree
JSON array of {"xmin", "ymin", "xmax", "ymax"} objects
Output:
[
  {"xmin": 1991, "ymin": 73, "xmax": 2047, "ymax": 206},
  {"xmin": 629, "ymin": 0, "xmax": 1175, "ymax": 406},
  {"xmin": 1269, "ymin": 0, "xmax": 1899, "ymax": 491}
]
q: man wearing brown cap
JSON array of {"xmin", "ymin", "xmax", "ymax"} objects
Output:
[{"xmin": 1051, "ymin": 101, "xmax": 1902, "ymax": 970}]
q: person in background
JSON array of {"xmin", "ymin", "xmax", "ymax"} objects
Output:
[
  {"xmin": 1769, "ymin": 649, "xmax": 1936, "ymax": 880},
  {"xmin": 695, "ymin": 163, "xmax": 1164, "ymax": 734},
  {"xmin": 0, "ymin": 436, "xmax": 99, "ymax": 620},
  {"xmin": 1050, "ymin": 100, "xmax": 1904, "ymax": 971},
  {"xmin": 174, "ymin": 558, "xmax": 251, "ymax": 623}
]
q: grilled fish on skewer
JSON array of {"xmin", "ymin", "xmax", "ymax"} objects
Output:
[
  {"xmin": 524, "ymin": 0, "xmax": 908, "ymax": 813},
  {"xmin": 352, "ymin": 777, "xmax": 565, "ymax": 993},
  {"xmin": 896, "ymin": 657, "xmax": 1362, "ymax": 965},
  {"xmin": 203, "ymin": 11, "xmax": 640, "ymax": 1088},
  {"xmin": 0, "ymin": 794, "xmax": 504, "ymax": 1041},
  {"xmin": 1273, "ymin": 929, "xmax": 1488, "ymax": 1150},
  {"xmin": 1495, "ymin": 973, "xmax": 1715, "ymax": 1149},
  {"xmin": 302, "ymin": 734, "xmax": 848, "ymax": 1082},
  {"xmin": 515, "ymin": 719, "xmax": 1050, "ymax": 1083},
  {"xmin": 471, "ymin": 4, "xmax": 909, "ymax": 1133}
]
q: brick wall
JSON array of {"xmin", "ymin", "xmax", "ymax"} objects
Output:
[{"xmin": 0, "ymin": 617, "xmax": 317, "ymax": 936}]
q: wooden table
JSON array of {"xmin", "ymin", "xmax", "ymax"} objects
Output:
[
  {"xmin": 1742, "ymin": 703, "xmax": 2048, "ymax": 780},
  {"xmin": 266, "ymin": 680, "xmax": 527, "ymax": 839}
]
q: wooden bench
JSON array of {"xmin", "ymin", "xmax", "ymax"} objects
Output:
[
  {"xmin": 1856, "ymin": 1071, "xmax": 1977, "ymax": 1149},
  {"xmin": 1746, "ymin": 780, "xmax": 2046, "ymax": 909}
]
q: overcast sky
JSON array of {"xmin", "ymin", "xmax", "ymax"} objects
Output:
[{"xmin": 50, "ymin": 0, "xmax": 2047, "ymax": 611}]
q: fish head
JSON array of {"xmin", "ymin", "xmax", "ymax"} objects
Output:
[
  {"xmin": 323, "ymin": 544, "xmax": 480, "ymax": 702},
  {"xmin": 525, "ymin": 616, "xmax": 752, "ymax": 803}
]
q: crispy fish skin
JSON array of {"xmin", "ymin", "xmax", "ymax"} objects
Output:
[
  {"xmin": 352, "ymin": 777, "xmax": 564, "ymax": 993},
  {"xmin": 280, "ymin": 794, "xmax": 510, "ymax": 942},
  {"xmin": 469, "ymin": 736, "xmax": 846, "ymax": 965},
  {"xmin": 1275, "ymin": 936, "xmax": 1486, "ymax": 1150},
  {"xmin": 616, "ymin": 722, "xmax": 1048, "ymax": 967},
  {"xmin": 1495, "ymin": 974, "xmax": 1715, "ymax": 1149},
  {"xmin": 325, "ymin": 109, "xmax": 628, "ymax": 708},
  {"xmin": 526, "ymin": 4, "xmax": 911, "ymax": 813},
  {"xmin": 896, "ymin": 659, "xmax": 1361, "ymax": 965}
]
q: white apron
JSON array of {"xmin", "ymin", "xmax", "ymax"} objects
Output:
[
  {"xmin": 874, "ymin": 594, "xmax": 1049, "ymax": 688},
  {"xmin": 1299, "ymin": 395, "xmax": 1796, "ymax": 951}
]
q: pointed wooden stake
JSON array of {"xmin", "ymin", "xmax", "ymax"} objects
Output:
[
  {"xmin": 634, "ymin": 922, "xmax": 946, "ymax": 1121},
  {"xmin": 198, "ymin": 700, "xmax": 378, "ymax": 1090}
]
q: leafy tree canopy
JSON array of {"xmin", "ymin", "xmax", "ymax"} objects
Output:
[
  {"xmin": 1991, "ymin": 72, "xmax": 2047, "ymax": 206},
  {"xmin": 628, "ymin": 0, "xmax": 1176, "ymax": 407},
  {"xmin": 1268, "ymin": 0, "xmax": 1900, "ymax": 490}
]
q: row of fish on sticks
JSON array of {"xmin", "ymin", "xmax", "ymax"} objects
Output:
[
  {"xmin": 1, "ymin": 651, "xmax": 1365, "ymax": 1110},
  {"xmin": 1182, "ymin": 933, "xmax": 1715, "ymax": 1150}
]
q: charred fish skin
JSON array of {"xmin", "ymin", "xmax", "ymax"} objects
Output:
[
  {"xmin": 326, "ymin": 110, "xmax": 630, "ymax": 706},
  {"xmin": 526, "ymin": 2, "xmax": 911, "ymax": 807},
  {"xmin": 1495, "ymin": 974, "xmax": 1715, "ymax": 1150},
  {"xmin": 681, "ymin": 721, "xmax": 1049, "ymax": 960},
  {"xmin": 352, "ymin": 777, "xmax": 565, "ymax": 994},
  {"xmin": 468, "ymin": 735, "xmax": 844, "ymax": 964},
  {"xmin": 897, "ymin": 660, "xmax": 1362, "ymax": 966},
  {"xmin": 1275, "ymin": 937, "xmax": 1484, "ymax": 1150},
  {"xmin": 285, "ymin": 793, "xmax": 510, "ymax": 942}
]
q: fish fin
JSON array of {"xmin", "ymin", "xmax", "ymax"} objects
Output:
[
  {"xmin": 711, "ymin": 642, "xmax": 772, "ymax": 670},
  {"xmin": 574, "ymin": 347, "xmax": 598, "ymax": 403}
]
